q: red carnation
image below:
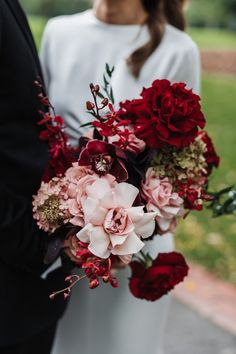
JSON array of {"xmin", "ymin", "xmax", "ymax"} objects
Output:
[
  {"xmin": 118, "ymin": 80, "xmax": 205, "ymax": 149},
  {"xmin": 78, "ymin": 139, "xmax": 128, "ymax": 182},
  {"xmin": 198, "ymin": 131, "xmax": 220, "ymax": 175},
  {"xmin": 129, "ymin": 252, "xmax": 189, "ymax": 301}
]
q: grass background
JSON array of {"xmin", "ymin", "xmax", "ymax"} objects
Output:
[{"xmin": 28, "ymin": 16, "xmax": 236, "ymax": 284}]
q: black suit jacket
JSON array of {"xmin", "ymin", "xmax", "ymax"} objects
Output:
[{"xmin": 0, "ymin": 0, "xmax": 67, "ymax": 346}]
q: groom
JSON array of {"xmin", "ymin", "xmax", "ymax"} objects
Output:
[{"xmin": 0, "ymin": 1, "xmax": 67, "ymax": 353}]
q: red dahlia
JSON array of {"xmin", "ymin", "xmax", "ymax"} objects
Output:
[
  {"xmin": 198, "ymin": 131, "xmax": 220, "ymax": 174},
  {"xmin": 129, "ymin": 252, "xmax": 189, "ymax": 301},
  {"xmin": 118, "ymin": 79, "xmax": 205, "ymax": 149}
]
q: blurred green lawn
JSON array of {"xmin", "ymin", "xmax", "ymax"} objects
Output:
[
  {"xmin": 29, "ymin": 16, "xmax": 236, "ymax": 284},
  {"xmin": 188, "ymin": 27, "xmax": 236, "ymax": 50}
]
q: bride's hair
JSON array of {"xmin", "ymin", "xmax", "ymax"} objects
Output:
[{"xmin": 127, "ymin": 0, "xmax": 186, "ymax": 78}]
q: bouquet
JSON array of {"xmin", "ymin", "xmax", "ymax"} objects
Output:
[{"xmin": 33, "ymin": 68, "xmax": 220, "ymax": 301}]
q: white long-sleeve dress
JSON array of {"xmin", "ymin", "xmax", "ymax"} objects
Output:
[{"xmin": 40, "ymin": 10, "xmax": 200, "ymax": 354}]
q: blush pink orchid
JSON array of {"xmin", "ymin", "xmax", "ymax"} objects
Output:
[
  {"xmin": 76, "ymin": 177, "xmax": 157, "ymax": 261},
  {"xmin": 142, "ymin": 168, "xmax": 184, "ymax": 232}
]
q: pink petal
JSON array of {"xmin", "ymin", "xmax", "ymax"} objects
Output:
[
  {"xmin": 112, "ymin": 232, "xmax": 144, "ymax": 256},
  {"xmin": 134, "ymin": 212, "xmax": 157, "ymax": 239},
  {"xmin": 81, "ymin": 197, "xmax": 107, "ymax": 226},
  {"xmin": 88, "ymin": 226, "xmax": 110, "ymax": 259},
  {"xmin": 86, "ymin": 177, "xmax": 114, "ymax": 200},
  {"xmin": 126, "ymin": 206, "xmax": 144, "ymax": 223},
  {"xmin": 76, "ymin": 223, "xmax": 93, "ymax": 243},
  {"xmin": 110, "ymin": 234, "xmax": 128, "ymax": 248},
  {"xmin": 114, "ymin": 183, "xmax": 139, "ymax": 208}
]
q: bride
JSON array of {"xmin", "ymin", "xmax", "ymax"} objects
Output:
[{"xmin": 40, "ymin": 1, "xmax": 200, "ymax": 353}]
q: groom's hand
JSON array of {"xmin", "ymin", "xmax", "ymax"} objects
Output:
[{"xmin": 63, "ymin": 235, "xmax": 81, "ymax": 263}]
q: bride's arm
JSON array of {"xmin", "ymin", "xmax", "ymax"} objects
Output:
[
  {"xmin": 40, "ymin": 20, "xmax": 54, "ymax": 91},
  {"xmin": 171, "ymin": 40, "xmax": 201, "ymax": 95}
]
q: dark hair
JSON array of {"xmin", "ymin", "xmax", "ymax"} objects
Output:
[{"xmin": 127, "ymin": 0, "xmax": 186, "ymax": 78}]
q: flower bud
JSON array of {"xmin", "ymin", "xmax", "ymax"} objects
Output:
[
  {"xmin": 101, "ymin": 98, "xmax": 109, "ymax": 107},
  {"xmin": 94, "ymin": 85, "xmax": 100, "ymax": 93},
  {"xmin": 86, "ymin": 101, "xmax": 95, "ymax": 110},
  {"xmin": 89, "ymin": 278, "xmax": 100, "ymax": 289}
]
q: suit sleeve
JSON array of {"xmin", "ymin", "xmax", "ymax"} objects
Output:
[{"xmin": 0, "ymin": 184, "xmax": 49, "ymax": 273}]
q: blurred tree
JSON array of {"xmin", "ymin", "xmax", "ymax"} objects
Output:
[
  {"xmin": 20, "ymin": 0, "xmax": 91, "ymax": 17},
  {"xmin": 20, "ymin": 0, "xmax": 236, "ymax": 29},
  {"xmin": 186, "ymin": 0, "xmax": 227, "ymax": 28}
]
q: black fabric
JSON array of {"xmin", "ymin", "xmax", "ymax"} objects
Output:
[
  {"xmin": 0, "ymin": 0, "xmax": 67, "ymax": 346},
  {"xmin": 0, "ymin": 323, "xmax": 57, "ymax": 354}
]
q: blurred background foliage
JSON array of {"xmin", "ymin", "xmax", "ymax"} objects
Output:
[
  {"xmin": 19, "ymin": 0, "xmax": 236, "ymax": 284},
  {"xmin": 20, "ymin": 0, "xmax": 236, "ymax": 30}
]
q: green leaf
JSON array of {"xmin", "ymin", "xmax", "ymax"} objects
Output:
[
  {"xmin": 80, "ymin": 121, "xmax": 94, "ymax": 128},
  {"xmin": 110, "ymin": 87, "xmax": 115, "ymax": 104},
  {"xmin": 97, "ymin": 91, "xmax": 105, "ymax": 99},
  {"xmin": 103, "ymin": 74, "xmax": 109, "ymax": 86}
]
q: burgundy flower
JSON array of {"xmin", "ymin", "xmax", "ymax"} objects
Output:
[
  {"xmin": 78, "ymin": 139, "xmax": 128, "ymax": 182},
  {"xmin": 129, "ymin": 252, "xmax": 189, "ymax": 301},
  {"xmin": 118, "ymin": 80, "xmax": 206, "ymax": 149},
  {"xmin": 198, "ymin": 131, "xmax": 220, "ymax": 175}
]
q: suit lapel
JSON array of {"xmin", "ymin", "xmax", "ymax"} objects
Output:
[{"xmin": 5, "ymin": 0, "xmax": 43, "ymax": 77}]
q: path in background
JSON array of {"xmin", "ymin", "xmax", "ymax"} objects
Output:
[
  {"xmin": 174, "ymin": 263, "xmax": 236, "ymax": 335},
  {"xmin": 165, "ymin": 300, "xmax": 236, "ymax": 354},
  {"xmin": 201, "ymin": 51, "xmax": 236, "ymax": 75}
]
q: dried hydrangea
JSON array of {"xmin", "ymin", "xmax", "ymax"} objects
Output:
[{"xmin": 151, "ymin": 137, "xmax": 208, "ymax": 186}]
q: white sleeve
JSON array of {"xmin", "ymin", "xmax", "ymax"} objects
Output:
[
  {"xmin": 40, "ymin": 20, "xmax": 54, "ymax": 91},
  {"xmin": 172, "ymin": 42, "xmax": 201, "ymax": 95}
]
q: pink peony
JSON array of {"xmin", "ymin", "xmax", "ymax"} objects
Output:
[
  {"xmin": 61, "ymin": 165, "xmax": 116, "ymax": 227},
  {"xmin": 76, "ymin": 177, "xmax": 157, "ymax": 261},
  {"xmin": 142, "ymin": 168, "xmax": 184, "ymax": 232}
]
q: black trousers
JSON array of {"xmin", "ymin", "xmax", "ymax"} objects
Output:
[{"xmin": 0, "ymin": 324, "xmax": 57, "ymax": 354}]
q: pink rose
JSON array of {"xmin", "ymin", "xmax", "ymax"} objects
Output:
[
  {"xmin": 76, "ymin": 178, "xmax": 157, "ymax": 261},
  {"xmin": 63, "ymin": 173, "xmax": 117, "ymax": 227},
  {"xmin": 65, "ymin": 163, "xmax": 94, "ymax": 184},
  {"xmin": 142, "ymin": 168, "xmax": 184, "ymax": 232}
]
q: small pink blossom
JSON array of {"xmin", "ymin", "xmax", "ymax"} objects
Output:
[
  {"xmin": 142, "ymin": 168, "xmax": 184, "ymax": 232},
  {"xmin": 32, "ymin": 177, "xmax": 68, "ymax": 232}
]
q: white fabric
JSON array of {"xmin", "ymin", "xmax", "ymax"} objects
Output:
[{"xmin": 40, "ymin": 9, "xmax": 200, "ymax": 354}]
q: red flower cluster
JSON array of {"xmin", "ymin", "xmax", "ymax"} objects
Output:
[
  {"xmin": 118, "ymin": 80, "xmax": 205, "ymax": 149},
  {"xmin": 198, "ymin": 131, "xmax": 220, "ymax": 174},
  {"xmin": 68, "ymin": 239, "xmax": 118, "ymax": 290},
  {"xmin": 129, "ymin": 252, "xmax": 189, "ymax": 301}
]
